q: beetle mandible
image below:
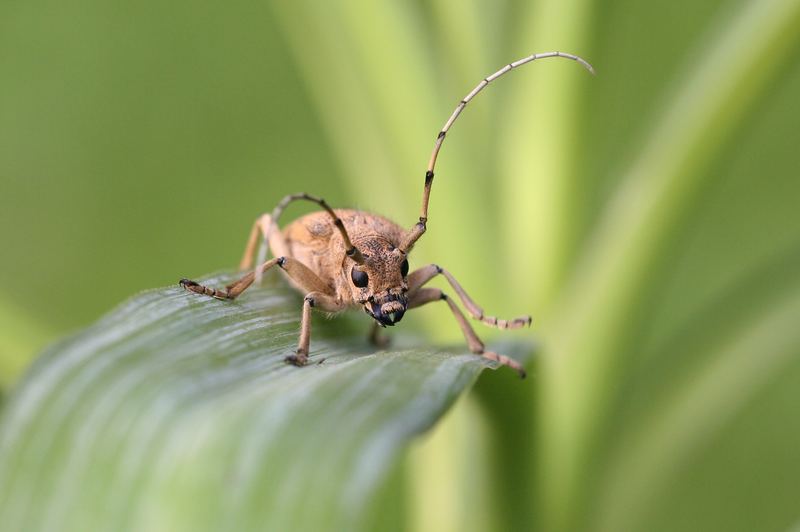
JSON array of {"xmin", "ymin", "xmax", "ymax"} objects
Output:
[{"xmin": 180, "ymin": 51, "xmax": 595, "ymax": 378}]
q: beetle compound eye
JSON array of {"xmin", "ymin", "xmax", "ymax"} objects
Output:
[
  {"xmin": 400, "ymin": 259, "xmax": 409, "ymax": 277},
  {"xmin": 351, "ymin": 268, "xmax": 369, "ymax": 288}
]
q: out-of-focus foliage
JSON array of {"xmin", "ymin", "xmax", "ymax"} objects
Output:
[{"xmin": 1, "ymin": 0, "xmax": 800, "ymax": 530}]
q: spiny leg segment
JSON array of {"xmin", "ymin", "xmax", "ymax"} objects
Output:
[
  {"xmin": 180, "ymin": 257, "xmax": 283, "ymax": 300},
  {"xmin": 400, "ymin": 51, "xmax": 594, "ymax": 252},
  {"xmin": 181, "ymin": 256, "xmax": 330, "ymax": 300},
  {"xmin": 407, "ymin": 264, "xmax": 531, "ymax": 329},
  {"xmin": 408, "ymin": 287, "xmax": 526, "ymax": 378},
  {"xmin": 287, "ymin": 291, "xmax": 346, "ymax": 366},
  {"xmin": 180, "ymin": 255, "xmax": 340, "ymax": 366}
]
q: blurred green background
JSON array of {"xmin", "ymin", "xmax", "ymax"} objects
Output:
[{"xmin": 2, "ymin": 0, "xmax": 800, "ymax": 530}]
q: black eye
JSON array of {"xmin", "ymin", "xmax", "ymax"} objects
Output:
[
  {"xmin": 351, "ymin": 268, "xmax": 369, "ymax": 288},
  {"xmin": 400, "ymin": 259, "xmax": 409, "ymax": 277}
]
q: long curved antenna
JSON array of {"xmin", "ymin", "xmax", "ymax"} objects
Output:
[
  {"xmin": 399, "ymin": 51, "xmax": 595, "ymax": 252},
  {"xmin": 270, "ymin": 193, "xmax": 365, "ymax": 264}
]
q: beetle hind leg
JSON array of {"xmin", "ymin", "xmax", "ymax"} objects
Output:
[{"xmin": 239, "ymin": 213, "xmax": 290, "ymax": 274}]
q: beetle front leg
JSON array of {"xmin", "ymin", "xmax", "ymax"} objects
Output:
[
  {"xmin": 408, "ymin": 287, "xmax": 526, "ymax": 378},
  {"xmin": 286, "ymin": 291, "xmax": 345, "ymax": 366},
  {"xmin": 407, "ymin": 264, "xmax": 531, "ymax": 330}
]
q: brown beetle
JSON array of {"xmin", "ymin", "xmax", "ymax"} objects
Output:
[{"xmin": 180, "ymin": 51, "xmax": 594, "ymax": 378}]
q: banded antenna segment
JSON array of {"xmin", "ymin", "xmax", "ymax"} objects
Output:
[{"xmin": 400, "ymin": 50, "xmax": 594, "ymax": 253}]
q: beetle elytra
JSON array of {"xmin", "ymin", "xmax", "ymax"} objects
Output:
[{"xmin": 180, "ymin": 51, "xmax": 594, "ymax": 378}]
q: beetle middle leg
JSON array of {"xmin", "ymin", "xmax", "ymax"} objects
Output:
[
  {"xmin": 182, "ymin": 256, "xmax": 341, "ymax": 366},
  {"xmin": 407, "ymin": 264, "xmax": 532, "ymax": 329},
  {"xmin": 408, "ymin": 287, "xmax": 526, "ymax": 378}
]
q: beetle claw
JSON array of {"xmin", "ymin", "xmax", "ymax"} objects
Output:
[{"xmin": 284, "ymin": 353, "xmax": 308, "ymax": 367}]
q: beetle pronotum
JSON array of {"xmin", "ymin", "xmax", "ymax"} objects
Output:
[{"xmin": 180, "ymin": 51, "xmax": 594, "ymax": 378}]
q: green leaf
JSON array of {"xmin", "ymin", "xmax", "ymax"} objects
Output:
[{"xmin": 0, "ymin": 273, "xmax": 525, "ymax": 532}]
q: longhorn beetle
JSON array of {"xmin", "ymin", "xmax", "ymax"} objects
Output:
[{"xmin": 180, "ymin": 51, "xmax": 594, "ymax": 378}]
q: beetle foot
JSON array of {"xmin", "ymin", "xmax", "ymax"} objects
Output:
[
  {"xmin": 179, "ymin": 278, "xmax": 200, "ymax": 291},
  {"xmin": 284, "ymin": 353, "xmax": 309, "ymax": 367}
]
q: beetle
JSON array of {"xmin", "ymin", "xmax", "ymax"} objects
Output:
[{"xmin": 180, "ymin": 51, "xmax": 594, "ymax": 378}]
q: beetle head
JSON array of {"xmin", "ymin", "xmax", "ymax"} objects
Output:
[{"xmin": 347, "ymin": 237, "xmax": 410, "ymax": 327}]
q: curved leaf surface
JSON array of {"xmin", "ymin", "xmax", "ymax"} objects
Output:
[{"xmin": 0, "ymin": 273, "xmax": 522, "ymax": 532}]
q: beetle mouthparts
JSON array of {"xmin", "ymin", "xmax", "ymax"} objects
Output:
[{"xmin": 367, "ymin": 295, "xmax": 407, "ymax": 327}]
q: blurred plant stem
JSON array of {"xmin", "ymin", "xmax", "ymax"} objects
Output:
[
  {"xmin": 0, "ymin": 300, "xmax": 52, "ymax": 392},
  {"xmin": 501, "ymin": 0, "xmax": 594, "ymax": 314},
  {"xmin": 407, "ymin": 395, "xmax": 493, "ymax": 532},
  {"xmin": 540, "ymin": 0, "xmax": 800, "ymax": 529},
  {"xmin": 595, "ymin": 282, "xmax": 800, "ymax": 531}
]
